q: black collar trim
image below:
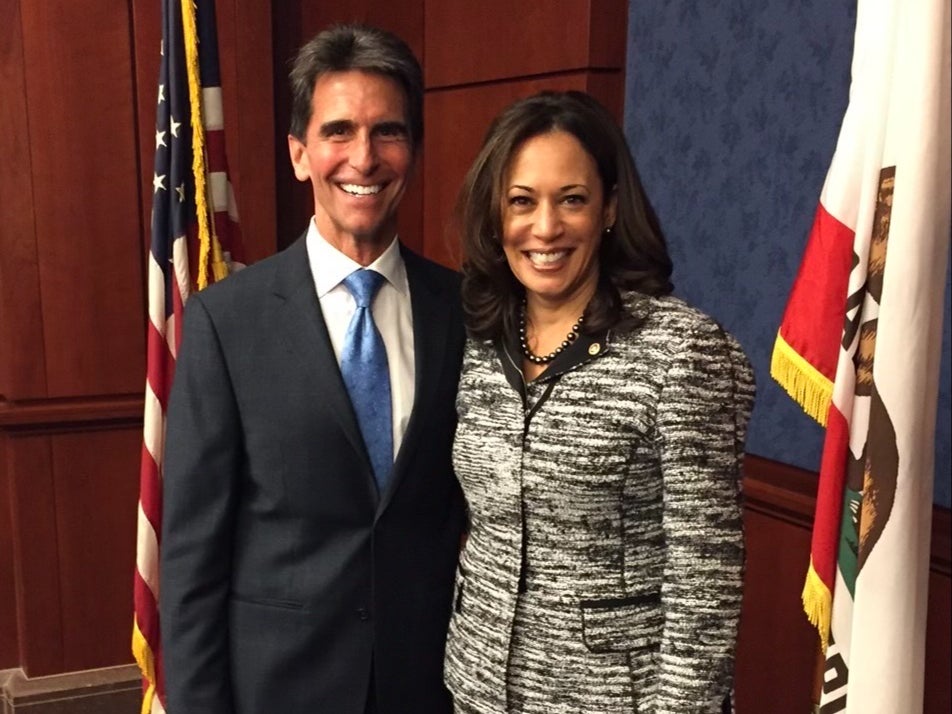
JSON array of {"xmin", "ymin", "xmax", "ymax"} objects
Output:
[{"xmin": 495, "ymin": 323, "xmax": 612, "ymax": 396}]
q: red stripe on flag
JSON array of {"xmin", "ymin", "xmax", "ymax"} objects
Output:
[
  {"xmin": 777, "ymin": 203, "xmax": 856, "ymax": 384},
  {"xmin": 812, "ymin": 403, "xmax": 850, "ymax": 592},
  {"xmin": 146, "ymin": 321, "xmax": 176, "ymax": 409},
  {"xmin": 134, "ymin": 570, "xmax": 161, "ymax": 647},
  {"xmin": 138, "ymin": 444, "xmax": 163, "ymax": 534}
]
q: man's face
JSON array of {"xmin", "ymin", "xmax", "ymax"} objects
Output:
[{"xmin": 288, "ymin": 70, "xmax": 415, "ymax": 262}]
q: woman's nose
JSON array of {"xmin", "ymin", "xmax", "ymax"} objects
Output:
[{"xmin": 533, "ymin": 203, "xmax": 563, "ymax": 240}]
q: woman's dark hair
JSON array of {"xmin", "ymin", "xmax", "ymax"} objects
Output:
[
  {"xmin": 288, "ymin": 24, "xmax": 423, "ymax": 150},
  {"xmin": 457, "ymin": 90, "xmax": 673, "ymax": 340}
]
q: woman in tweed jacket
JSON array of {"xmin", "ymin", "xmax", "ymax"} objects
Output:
[{"xmin": 444, "ymin": 91, "xmax": 756, "ymax": 714}]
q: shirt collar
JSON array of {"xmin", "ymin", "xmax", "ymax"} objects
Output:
[{"xmin": 305, "ymin": 218, "xmax": 409, "ymax": 298}]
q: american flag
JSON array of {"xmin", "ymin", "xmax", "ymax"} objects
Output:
[{"xmin": 133, "ymin": 1, "xmax": 243, "ymax": 711}]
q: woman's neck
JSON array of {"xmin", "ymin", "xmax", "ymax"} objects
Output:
[
  {"xmin": 524, "ymin": 286, "xmax": 594, "ymax": 332},
  {"xmin": 520, "ymin": 285, "xmax": 595, "ymax": 380}
]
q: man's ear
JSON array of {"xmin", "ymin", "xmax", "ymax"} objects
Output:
[{"xmin": 287, "ymin": 134, "xmax": 310, "ymax": 183}]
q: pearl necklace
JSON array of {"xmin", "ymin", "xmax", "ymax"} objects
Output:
[{"xmin": 519, "ymin": 306, "xmax": 584, "ymax": 365}]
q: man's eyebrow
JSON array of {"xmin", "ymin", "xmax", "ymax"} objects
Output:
[
  {"xmin": 318, "ymin": 119, "xmax": 354, "ymax": 136},
  {"xmin": 373, "ymin": 120, "xmax": 409, "ymax": 134}
]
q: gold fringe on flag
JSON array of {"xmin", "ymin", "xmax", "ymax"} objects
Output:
[
  {"xmin": 770, "ymin": 331, "xmax": 833, "ymax": 427},
  {"xmin": 132, "ymin": 618, "xmax": 157, "ymax": 714},
  {"xmin": 180, "ymin": 0, "xmax": 228, "ymax": 290},
  {"xmin": 801, "ymin": 559, "xmax": 833, "ymax": 652}
]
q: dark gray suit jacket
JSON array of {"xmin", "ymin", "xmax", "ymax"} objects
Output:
[{"xmin": 160, "ymin": 236, "xmax": 466, "ymax": 714}]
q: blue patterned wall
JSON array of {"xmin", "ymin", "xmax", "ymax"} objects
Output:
[{"xmin": 623, "ymin": 0, "xmax": 951, "ymax": 507}]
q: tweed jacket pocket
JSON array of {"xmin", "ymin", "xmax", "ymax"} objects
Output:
[{"xmin": 579, "ymin": 593, "xmax": 662, "ymax": 653}]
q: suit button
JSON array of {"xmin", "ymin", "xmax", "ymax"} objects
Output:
[{"xmin": 356, "ymin": 607, "xmax": 371, "ymax": 621}]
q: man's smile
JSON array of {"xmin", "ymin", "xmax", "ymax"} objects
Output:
[{"xmin": 338, "ymin": 182, "xmax": 384, "ymax": 196}]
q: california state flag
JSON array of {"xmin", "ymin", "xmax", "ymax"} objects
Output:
[{"xmin": 770, "ymin": 0, "xmax": 951, "ymax": 710}]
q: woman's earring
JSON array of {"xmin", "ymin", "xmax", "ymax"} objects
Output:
[{"xmin": 603, "ymin": 225, "xmax": 614, "ymax": 236}]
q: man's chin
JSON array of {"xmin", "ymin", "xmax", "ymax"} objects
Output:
[
  {"xmin": 316, "ymin": 216, "xmax": 397, "ymax": 248},
  {"xmin": 319, "ymin": 221, "xmax": 400, "ymax": 263},
  {"xmin": 349, "ymin": 229, "xmax": 396, "ymax": 247},
  {"xmin": 346, "ymin": 218, "xmax": 400, "ymax": 245}
]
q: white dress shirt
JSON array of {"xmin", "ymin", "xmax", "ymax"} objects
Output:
[{"xmin": 305, "ymin": 219, "xmax": 415, "ymax": 461}]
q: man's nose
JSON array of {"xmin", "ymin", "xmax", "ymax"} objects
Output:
[{"xmin": 348, "ymin": 134, "xmax": 378, "ymax": 174}]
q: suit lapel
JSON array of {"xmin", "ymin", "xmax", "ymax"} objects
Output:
[
  {"xmin": 271, "ymin": 237, "xmax": 378, "ymax": 502},
  {"xmin": 377, "ymin": 247, "xmax": 455, "ymax": 515}
]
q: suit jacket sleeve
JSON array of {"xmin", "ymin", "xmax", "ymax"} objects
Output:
[
  {"xmin": 160, "ymin": 292, "xmax": 240, "ymax": 714},
  {"xmin": 654, "ymin": 322, "xmax": 755, "ymax": 712}
]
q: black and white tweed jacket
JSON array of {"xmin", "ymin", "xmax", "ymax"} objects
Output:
[{"xmin": 444, "ymin": 292, "xmax": 756, "ymax": 714}]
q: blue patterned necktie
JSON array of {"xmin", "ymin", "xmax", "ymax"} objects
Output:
[{"xmin": 340, "ymin": 269, "xmax": 393, "ymax": 492}]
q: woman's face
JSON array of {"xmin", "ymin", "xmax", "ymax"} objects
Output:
[{"xmin": 500, "ymin": 130, "xmax": 616, "ymax": 310}]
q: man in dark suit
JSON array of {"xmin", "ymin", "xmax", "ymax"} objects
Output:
[{"xmin": 160, "ymin": 24, "xmax": 465, "ymax": 714}]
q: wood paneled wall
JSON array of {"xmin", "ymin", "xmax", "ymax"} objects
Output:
[
  {"xmin": 0, "ymin": 0, "xmax": 274, "ymax": 676},
  {"xmin": 422, "ymin": 0, "xmax": 628, "ymax": 268},
  {"xmin": 0, "ymin": 0, "xmax": 146, "ymax": 674}
]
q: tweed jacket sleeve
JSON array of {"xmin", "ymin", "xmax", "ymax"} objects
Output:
[{"xmin": 653, "ymin": 319, "xmax": 755, "ymax": 711}]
